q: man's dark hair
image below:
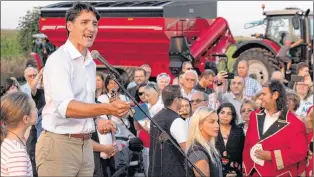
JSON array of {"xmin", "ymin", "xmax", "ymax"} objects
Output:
[
  {"xmin": 263, "ymin": 80, "xmax": 288, "ymax": 112},
  {"xmin": 162, "ymin": 85, "xmax": 182, "ymax": 107},
  {"xmin": 201, "ymin": 69, "xmax": 215, "ymax": 79},
  {"xmin": 65, "ymin": 2, "xmax": 100, "ymax": 36},
  {"xmin": 134, "ymin": 68, "xmax": 147, "ymax": 77},
  {"xmin": 296, "ymin": 62, "xmax": 309, "ymax": 74},
  {"xmin": 204, "ymin": 61, "xmax": 218, "ymax": 75}
]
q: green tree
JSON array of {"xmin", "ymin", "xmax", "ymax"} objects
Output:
[{"xmin": 17, "ymin": 7, "xmax": 40, "ymax": 53}]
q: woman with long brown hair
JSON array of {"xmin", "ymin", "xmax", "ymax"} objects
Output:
[{"xmin": 1, "ymin": 92, "xmax": 38, "ymax": 176}]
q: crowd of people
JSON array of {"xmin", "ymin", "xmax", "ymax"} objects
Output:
[{"xmin": 1, "ymin": 2, "xmax": 313, "ymax": 177}]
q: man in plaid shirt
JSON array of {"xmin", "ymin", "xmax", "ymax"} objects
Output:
[{"xmin": 237, "ymin": 60, "xmax": 262, "ymax": 98}]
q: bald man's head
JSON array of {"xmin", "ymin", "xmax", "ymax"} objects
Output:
[
  {"xmin": 271, "ymin": 71, "xmax": 284, "ymax": 83},
  {"xmin": 237, "ymin": 60, "xmax": 249, "ymax": 77}
]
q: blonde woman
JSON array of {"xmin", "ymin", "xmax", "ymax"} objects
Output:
[{"xmin": 186, "ymin": 106, "xmax": 223, "ymax": 177}]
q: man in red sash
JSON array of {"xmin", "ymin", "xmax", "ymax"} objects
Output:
[{"xmin": 243, "ymin": 80, "xmax": 308, "ymax": 177}]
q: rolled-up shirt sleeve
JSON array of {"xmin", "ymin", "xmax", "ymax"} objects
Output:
[
  {"xmin": 170, "ymin": 118, "xmax": 188, "ymax": 143},
  {"xmin": 43, "ymin": 53, "xmax": 74, "ymax": 118}
]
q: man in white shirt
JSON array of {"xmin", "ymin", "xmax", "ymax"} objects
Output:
[
  {"xmin": 36, "ymin": 2, "xmax": 130, "ymax": 176},
  {"xmin": 181, "ymin": 69, "xmax": 198, "ymax": 100},
  {"xmin": 149, "ymin": 85, "xmax": 188, "ymax": 177}
]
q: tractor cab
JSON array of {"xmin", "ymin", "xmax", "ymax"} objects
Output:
[
  {"xmin": 263, "ymin": 7, "xmax": 313, "ymax": 62},
  {"xmin": 233, "ymin": 6, "xmax": 313, "ymax": 85}
]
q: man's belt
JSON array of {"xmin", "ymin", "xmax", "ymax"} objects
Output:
[{"xmin": 43, "ymin": 129, "xmax": 92, "ymax": 140}]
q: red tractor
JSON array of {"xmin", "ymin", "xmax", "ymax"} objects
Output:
[
  {"xmin": 34, "ymin": 1, "xmax": 235, "ymax": 84},
  {"xmin": 232, "ymin": 6, "xmax": 313, "ymax": 84}
]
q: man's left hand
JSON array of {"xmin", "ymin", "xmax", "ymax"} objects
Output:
[
  {"xmin": 96, "ymin": 119, "xmax": 116, "ymax": 134},
  {"xmin": 255, "ymin": 150, "xmax": 272, "ymax": 161}
]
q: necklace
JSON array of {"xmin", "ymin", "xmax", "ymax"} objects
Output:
[{"xmin": 7, "ymin": 130, "xmax": 26, "ymax": 147}]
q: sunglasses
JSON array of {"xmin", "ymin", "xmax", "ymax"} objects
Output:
[
  {"xmin": 139, "ymin": 92, "xmax": 145, "ymax": 96},
  {"xmin": 27, "ymin": 74, "xmax": 37, "ymax": 79},
  {"xmin": 190, "ymin": 99, "xmax": 206, "ymax": 104}
]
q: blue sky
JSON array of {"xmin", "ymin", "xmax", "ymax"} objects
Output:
[{"xmin": 1, "ymin": 1, "xmax": 313, "ymax": 36}]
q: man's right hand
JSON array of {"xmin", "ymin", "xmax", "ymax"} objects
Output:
[
  {"xmin": 217, "ymin": 71, "xmax": 228, "ymax": 81},
  {"xmin": 108, "ymin": 99, "xmax": 131, "ymax": 117}
]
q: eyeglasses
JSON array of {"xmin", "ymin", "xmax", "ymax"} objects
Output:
[
  {"xmin": 241, "ymin": 109, "xmax": 253, "ymax": 113},
  {"xmin": 27, "ymin": 74, "xmax": 37, "ymax": 79},
  {"xmin": 186, "ymin": 68, "xmax": 193, "ymax": 70},
  {"xmin": 296, "ymin": 83, "xmax": 310, "ymax": 87},
  {"xmin": 139, "ymin": 92, "xmax": 145, "ymax": 96},
  {"xmin": 190, "ymin": 99, "xmax": 206, "ymax": 104}
]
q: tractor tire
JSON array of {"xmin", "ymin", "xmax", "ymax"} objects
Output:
[{"xmin": 233, "ymin": 48, "xmax": 278, "ymax": 85}]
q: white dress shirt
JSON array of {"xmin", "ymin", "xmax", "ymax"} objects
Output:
[
  {"xmin": 148, "ymin": 98, "xmax": 164, "ymax": 117},
  {"xmin": 263, "ymin": 110, "xmax": 281, "ymax": 134},
  {"xmin": 181, "ymin": 88, "xmax": 196, "ymax": 101},
  {"xmin": 42, "ymin": 40, "xmax": 96, "ymax": 134}
]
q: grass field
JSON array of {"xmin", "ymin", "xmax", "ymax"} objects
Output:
[
  {"xmin": 1, "ymin": 29, "xmax": 22, "ymax": 58},
  {"xmin": 1, "ymin": 29, "xmax": 28, "ymax": 85}
]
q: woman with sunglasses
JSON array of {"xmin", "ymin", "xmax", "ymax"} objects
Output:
[
  {"xmin": 239, "ymin": 100, "xmax": 257, "ymax": 135},
  {"xmin": 216, "ymin": 103, "xmax": 245, "ymax": 177}
]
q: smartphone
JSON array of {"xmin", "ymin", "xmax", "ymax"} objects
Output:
[
  {"xmin": 291, "ymin": 75, "xmax": 304, "ymax": 82},
  {"xmin": 225, "ymin": 72, "xmax": 235, "ymax": 79},
  {"xmin": 111, "ymin": 89, "xmax": 117, "ymax": 99}
]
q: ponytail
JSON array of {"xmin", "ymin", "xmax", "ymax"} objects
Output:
[{"xmin": 0, "ymin": 122, "xmax": 7, "ymax": 145}]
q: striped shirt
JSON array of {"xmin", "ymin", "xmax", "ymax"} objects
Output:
[{"xmin": 1, "ymin": 139, "xmax": 33, "ymax": 176}]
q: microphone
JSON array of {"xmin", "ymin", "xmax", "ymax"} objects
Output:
[{"xmin": 91, "ymin": 50, "xmax": 120, "ymax": 77}]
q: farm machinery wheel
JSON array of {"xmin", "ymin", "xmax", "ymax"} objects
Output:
[{"xmin": 233, "ymin": 48, "xmax": 279, "ymax": 85}]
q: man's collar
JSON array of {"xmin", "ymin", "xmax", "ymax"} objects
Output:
[
  {"xmin": 229, "ymin": 92, "xmax": 247, "ymax": 101},
  {"xmin": 181, "ymin": 87, "xmax": 195, "ymax": 95},
  {"xmin": 65, "ymin": 39, "xmax": 93, "ymax": 64},
  {"xmin": 264, "ymin": 109, "xmax": 281, "ymax": 118}
]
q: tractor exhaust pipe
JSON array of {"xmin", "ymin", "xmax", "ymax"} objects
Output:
[{"xmin": 168, "ymin": 36, "xmax": 194, "ymax": 77}]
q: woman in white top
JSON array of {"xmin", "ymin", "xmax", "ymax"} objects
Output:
[
  {"xmin": 144, "ymin": 83, "xmax": 164, "ymax": 118},
  {"xmin": 1, "ymin": 92, "xmax": 38, "ymax": 177},
  {"xmin": 294, "ymin": 77, "xmax": 313, "ymax": 118},
  {"xmin": 97, "ymin": 76, "xmax": 131, "ymax": 159}
]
